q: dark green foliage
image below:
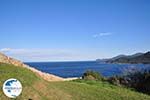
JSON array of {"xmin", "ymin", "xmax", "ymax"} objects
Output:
[
  {"xmin": 82, "ymin": 70, "xmax": 104, "ymax": 81},
  {"xmin": 107, "ymin": 75, "xmax": 122, "ymax": 86},
  {"xmin": 125, "ymin": 70, "xmax": 150, "ymax": 94},
  {"xmin": 108, "ymin": 70, "xmax": 150, "ymax": 95}
]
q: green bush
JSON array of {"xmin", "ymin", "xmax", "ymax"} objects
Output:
[
  {"xmin": 82, "ymin": 70, "xmax": 104, "ymax": 81},
  {"xmin": 107, "ymin": 75, "xmax": 121, "ymax": 86},
  {"xmin": 108, "ymin": 70, "xmax": 150, "ymax": 95}
]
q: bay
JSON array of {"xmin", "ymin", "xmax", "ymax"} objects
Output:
[{"xmin": 26, "ymin": 61, "xmax": 150, "ymax": 78}]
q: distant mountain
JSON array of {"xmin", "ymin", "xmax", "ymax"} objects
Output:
[
  {"xmin": 111, "ymin": 55, "xmax": 126, "ymax": 60},
  {"xmin": 96, "ymin": 58, "xmax": 116, "ymax": 63},
  {"xmin": 126, "ymin": 53, "xmax": 144, "ymax": 58},
  {"xmin": 106, "ymin": 52, "xmax": 150, "ymax": 64},
  {"xmin": 96, "ymin": 59, "xmax": 108, "ymax": 62},
  {"xmin": 96, "ymin": 55, "xmax": 130, "ymax": 63}
]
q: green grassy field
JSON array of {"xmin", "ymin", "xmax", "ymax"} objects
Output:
[{"xmin": 0, "ymin": 63, "xmax": 150, "ymax": 100}]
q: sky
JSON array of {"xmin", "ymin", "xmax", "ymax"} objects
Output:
[{"xmin": 0, "ymin": 0, "xmax": 150, "ymax": 62}]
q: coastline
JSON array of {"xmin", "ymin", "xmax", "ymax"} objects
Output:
[
  {"xmin": 26, "ymin": 65, "xmax": 80, "ymax": 81},
  {"xmin": 1, "ymin": 52, "xmax": 78, "ymax": 82}
]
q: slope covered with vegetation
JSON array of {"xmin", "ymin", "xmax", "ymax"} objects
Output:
[
  {"xmin": 0, "ymin": 63, "xmax": 150, "ymax": 100},
  {"xmin": 107, "ymin": 51, "xmax": 150, "ymax": 64}
]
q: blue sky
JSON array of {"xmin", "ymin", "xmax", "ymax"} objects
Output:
[{"xmin": 0, "ymin": 0, "xmax": 150, "ymax": 61}]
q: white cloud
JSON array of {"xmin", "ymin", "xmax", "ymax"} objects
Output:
[
  {"xmin": 0, "ymin": 47, "xmax": 111, "ymax": 62},
  {"xmin": 93, "ymin": 32, "xmax": 112, "ymax": 38},
  {"xmin": 0, "ymin": 48, "xmax": 97, "ymax": 62},
  {"xmin": 0, "ymin": 48, "xmax": 12, "ymax": 52}
]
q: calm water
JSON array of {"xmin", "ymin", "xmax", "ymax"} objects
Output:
[{"xmin": 26, "ymin": 61, "xmax": 150, "ymax": 78}]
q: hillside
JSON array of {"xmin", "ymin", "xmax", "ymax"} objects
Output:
[
  {"xmin": 0, "ymin": 52, "xmax": 64, "ymax": 81},
  {"xmin": 1, "ymin": 64, "xmax": 150, "ymax": 100},
  {"xmin": 106, "ymin": 51, "xmax": 150, "ymax": 64}
]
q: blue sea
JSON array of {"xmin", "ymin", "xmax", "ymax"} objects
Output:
[{"xmin": 26, "ymin": 61, "xmax": 150, "ymax": 78}]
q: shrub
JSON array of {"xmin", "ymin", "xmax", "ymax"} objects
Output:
[
  {"xmin": 82, "ymin": 70, "xmax": 104, "ymax": 81},
  {"xmin": 126, "ymin": 70, "xmax": 150, "ymax": 94},
  {"xmin": 107, "ymin": 75, "xmax": 121, "ymax": 86},
  {"xmin": 108, "ymin": 70, "xmax": 150, "ymax": 95}
]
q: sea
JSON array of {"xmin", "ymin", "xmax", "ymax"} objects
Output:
[{"xmin": 25, "ymin": 61, "xmax": 150, "ymax": 78}]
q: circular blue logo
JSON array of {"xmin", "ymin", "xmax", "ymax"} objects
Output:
[{"xmin": 3, "ymin": 78, "xmax": 22, "ymax": 98}]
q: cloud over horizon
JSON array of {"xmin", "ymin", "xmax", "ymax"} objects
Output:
[
  {"xmin": 0, "ymin": 48, "xmax": 100, "ymax": 62},
  {"xmin": 93, "ymin": 32, "xmax": 112, "ymax": 38}
]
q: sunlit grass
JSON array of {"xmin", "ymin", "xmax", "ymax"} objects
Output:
[{"xmin": 0, "ymin": 63, "xmax": 150, "ymax": 100}]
